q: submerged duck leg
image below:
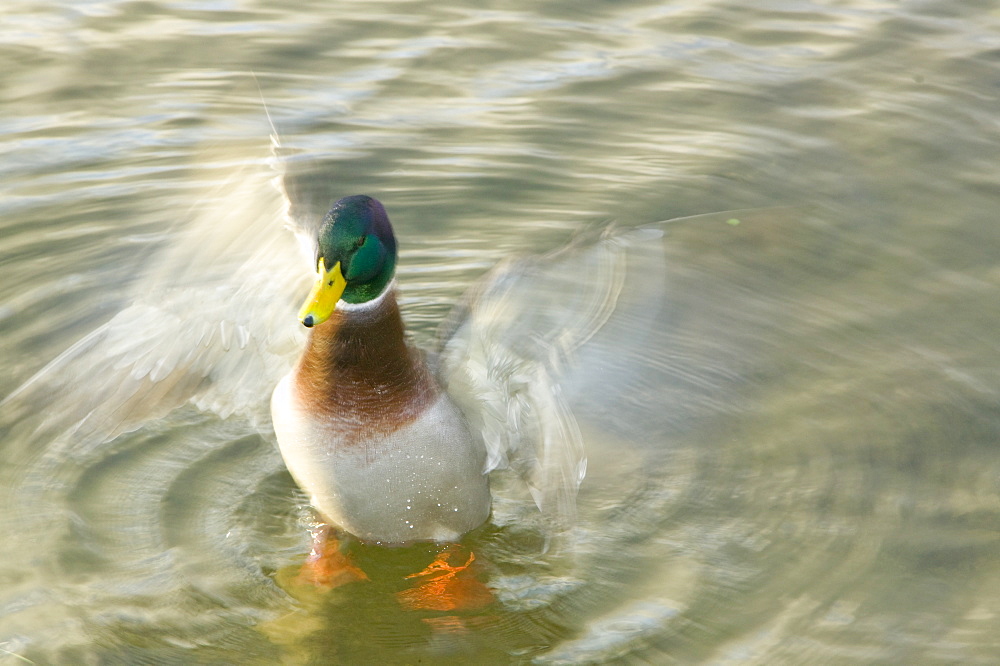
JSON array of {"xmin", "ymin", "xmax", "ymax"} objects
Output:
[
  {"xmin": 396, "ymin": 544, "xmax": 494, "ymax": 612},
  {"xmin": 295, "ymin": 523, "xmax": 369, "ymax": 589}
]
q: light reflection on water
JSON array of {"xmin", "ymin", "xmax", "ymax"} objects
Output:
[{"xmin": 2, "ymin": 0, "xmax": 1000, "ymax": 663}]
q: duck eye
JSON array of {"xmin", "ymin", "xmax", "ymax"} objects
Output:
[{"xmin": 354, "ymin": 235, "xmax": 367, "ymax": 251}]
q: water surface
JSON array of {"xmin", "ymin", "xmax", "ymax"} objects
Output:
[{"xmin": 2, "ymin": 0, "xmax": 999, "ymax": 663}]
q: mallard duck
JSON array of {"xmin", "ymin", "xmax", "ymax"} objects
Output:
[
  {"xmin": 2, "ymin": 143, "xmax": 781, "ymax": 573},
  {"xmin": 271, "ymin": 195, "xmax": 491, "ymax": 545},
  {"xmin": 0, "ymin": 155, "xmax": 592, "ymax": 557}
]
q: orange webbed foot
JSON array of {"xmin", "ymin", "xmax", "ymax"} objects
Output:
[
  {"xmin": 396, "ymin": 544, "xmax": 494, "ymax": 612},
  {"xmin": 295, "ymin": 524, "xmax": 369, "ymax": 590}
]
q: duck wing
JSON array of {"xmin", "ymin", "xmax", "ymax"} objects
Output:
[
  {"xmin": 437, "ymin": 207, "xmax": 820, "ymax": 533},
  {"xmin": 1, "ymin": 141, "xmax": 311, "ymax": 453}
]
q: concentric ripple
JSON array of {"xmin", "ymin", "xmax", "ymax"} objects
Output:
[{"xmin": 2, "ymin": 0, "xmax": 1000, "ymax": 663}]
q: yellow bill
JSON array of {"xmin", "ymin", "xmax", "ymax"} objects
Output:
[{"xmin": 298, "ymin": 258, "xmax": 347, "ymax": 327}]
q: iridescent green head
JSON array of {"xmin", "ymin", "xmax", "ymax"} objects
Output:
[{"xmin": 298, "ymin": 195, "xmax": 398, "ymax": 327}]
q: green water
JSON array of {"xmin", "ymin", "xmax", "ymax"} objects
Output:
[{"xmin": 2, "ymin": 0, "xmax": 999, "ymax": 663}]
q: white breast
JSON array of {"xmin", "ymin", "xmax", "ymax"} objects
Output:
[{"xmin": 271, "ymin": 374, "xmax": 491, "ymax": 544}]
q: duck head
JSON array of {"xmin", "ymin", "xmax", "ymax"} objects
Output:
[{"xmin": 298, "ymin": 195, "xmax": 398, "ymax": 327}]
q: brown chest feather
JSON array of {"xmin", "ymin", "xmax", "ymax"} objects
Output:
[{"xmin": 292, "ymin": 292, "xmax": 438, "ymax": 438}]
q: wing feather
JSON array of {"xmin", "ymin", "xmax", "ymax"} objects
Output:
[
  {"xmin": 2, "ymin": 146, "xmax": 311, "ymax": 453},
  {"xmin": 438, "ymin": 207, "xmax": 814, "ymax": 535}
]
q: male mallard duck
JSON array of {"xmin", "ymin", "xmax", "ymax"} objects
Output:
[
  {"xmin": 271, "ymin": 195, "xmax": 491, "ymax": 545},
  {"xmin": 1, "ymin": 139, "xmax": 803, "ymax": 611}
]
